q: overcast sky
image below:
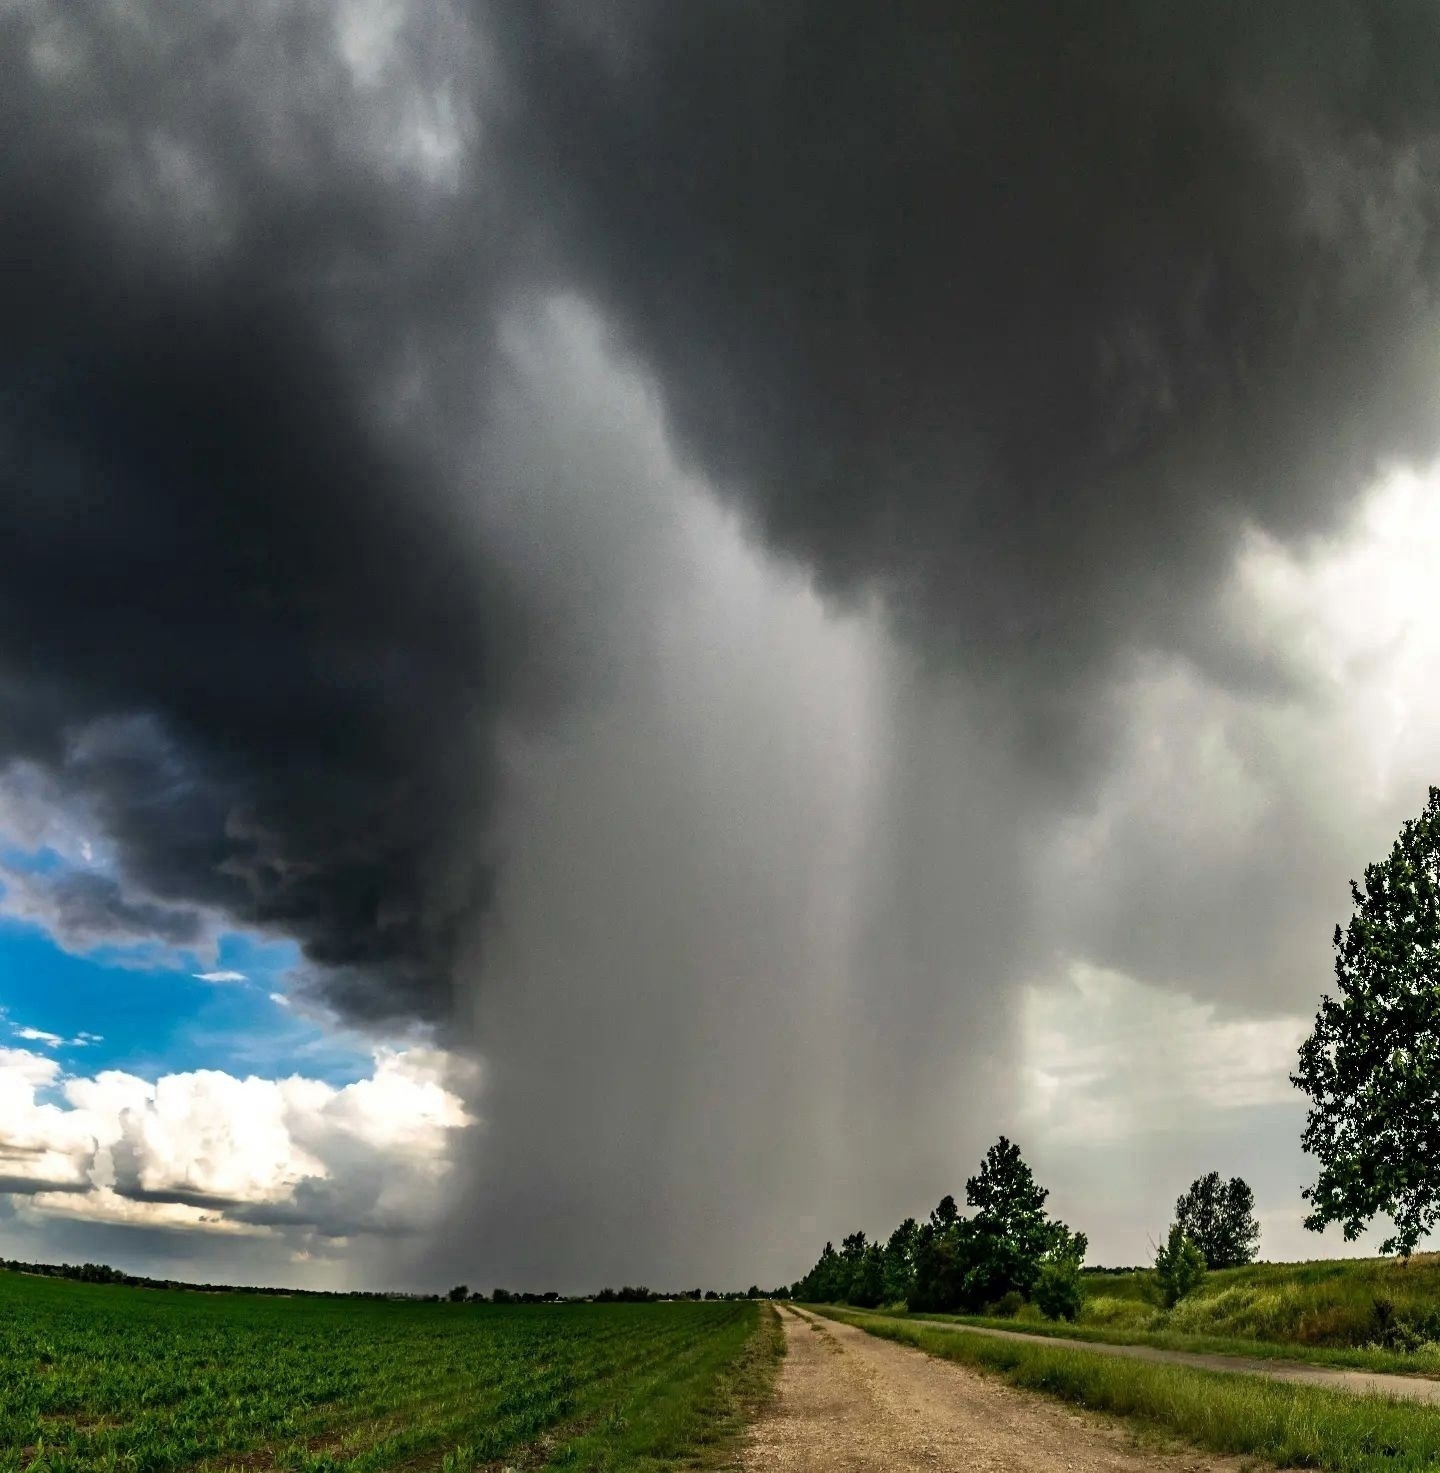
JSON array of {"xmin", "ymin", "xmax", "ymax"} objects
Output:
[{"xmin": 5, "ymin": 1, "xmax": 1440, "ymax": 1291}]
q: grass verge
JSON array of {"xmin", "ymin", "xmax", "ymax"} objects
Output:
[
  {"xmin": 542, "ymin": 1302, "xmax": 785, "ymax": 1471},
  {"xmin": 815, "ymin": 1307, "xmax": 1440, "ymax": 1473},
  {"xmin": 1073, "ymin": 1256, "xmax": 1440, "ymax": 1360},
  {"xmin": 855, "ymin": 1306, "xmax": 1440, "ymax": 1378}
]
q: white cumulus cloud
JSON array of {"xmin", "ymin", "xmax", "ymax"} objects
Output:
[
  {"xmin": 12, "ymin": 1025, "xmax": 65, "ymax": 1047},
  {"xmin": 0, "ymin": 1046, "xmax": 474, "ymax": 1246}
]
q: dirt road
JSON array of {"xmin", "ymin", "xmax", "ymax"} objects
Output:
[{"xmin": 738, "ymin": 1306, "xmax": 1236, "ymax": 1471}]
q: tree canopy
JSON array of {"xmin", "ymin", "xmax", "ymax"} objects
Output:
[
  {"xmin": 1293, "ymin": 787, "xmax": 1440, "ymax": 1258},
  {"xmin": 792, "ymin": 1136, "xmax": 1085, "ymax": 1317},
  {"xmin": 1154, "ymin": 1223, "xmax": 1206, "ymax": 1307},
  {"xmin": 1174, "ymin": 1172, "xmax": 1260, "ymax": 1269}
]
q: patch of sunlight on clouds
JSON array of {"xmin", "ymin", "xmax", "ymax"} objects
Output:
[
  {"xmin": 1038, "ymin": 458, "xmax": 1440, "ymax": 1019},
  {"xmin": 28, "ymin": 1187, "xmax": 271, "ymax": 1236},
  {"xmin": 1229, "ymin": 463, "xmax": 1440, "ymax": 805},
  {"xmin": 1020, "ymin": 961, "xmax": 1308, "ymax": 1146}
]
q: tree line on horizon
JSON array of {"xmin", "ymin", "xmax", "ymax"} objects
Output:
[
  {"xmin": 446, "ymin": 1284, "xmax": 788, "ymax": 1304},
  {"xmin": 0, "ymin": 1258, "xmax": 427, "ymax": 1299},
  {"xmin": 3, "ymin": 1259, "xmax": 790, "ymax": 1307},
  {"xmin": 789, "ymin": 1140, "xmax": 1260, "ymax": 1320}
]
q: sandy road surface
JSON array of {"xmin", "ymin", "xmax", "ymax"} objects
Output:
[
  {"xmin": 739, "ymin": 1306, "xmax": 1237, "ymax": 1472},
  {"xmin": 890, "ymin": 1314, "xmax": 1440, "ymax": 1404}
]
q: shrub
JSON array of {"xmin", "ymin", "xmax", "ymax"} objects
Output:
[
  {"xmin": 1154, "ymin": 1224, "xmax": 1206, "ymax": 1308},
  {"xmin": 1295, "ymin": 1304, "xmax": 1364, "ymax": 1346},
  {"xmin": 1366, "ymin": 1296, "xmax": 1440, "ymax": 1353},
  {"xmin": 1174, "ymin": 1172, "xmax": 1260, "ymax": 1268},
  {"xmin": 1034, "ymin": 1259, "xmax": 1083, "ymax": 1321},
  {"xmin": 987, "ymin": 1290, "xmax": 1026, "ymax": 1318},
  {"xmin": 1080, "ymin": 1294, "xmax": 1161, "ymax": 1330}
]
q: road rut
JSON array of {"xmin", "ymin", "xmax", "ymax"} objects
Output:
[{"xmin": 738, "ymin": 1306, "xmax": 1237, "ymax": 1471}]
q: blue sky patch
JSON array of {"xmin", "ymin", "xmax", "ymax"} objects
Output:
[{"xmin": 0, "ymin": 920, "xmax": 376, "ymax": 1086}]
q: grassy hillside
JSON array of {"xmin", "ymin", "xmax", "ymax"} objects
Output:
[
  {"xmin": 0, "ymin": 1270, "xmax": 780, "ymax": 1473},
  {"xmin": 1079, "ymin": 1255, "xmax": 1440, "ymax": 1351},
  {"xmin": 882, "ymin": 1254, "xmax": 1440, "ymax": 1369}
]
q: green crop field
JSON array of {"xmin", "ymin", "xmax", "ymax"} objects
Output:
[{"xmin": 0, "ymin": 1272, "xmax": 780, "ymax": 1473}]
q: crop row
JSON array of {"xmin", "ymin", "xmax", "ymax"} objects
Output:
[{"xmin": 0, "ymin": 1273, "xmax": 761, "ymax": 1473}]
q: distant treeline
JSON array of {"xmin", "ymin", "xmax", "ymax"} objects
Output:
[
  {"xmin": 790, "ymin": 1137, "xmax": 1089, "ymax": 1320},
  {"xmin": 453, "ymin": 1284, "xmax": 788, "ymax": 1304},
  {"xmin": 0, "ymin": 1258, "xmax": 428, "ymax": 1298},
  {"xmin": 2, "ymin": 1258, "xmax": 789, "ymax": 1306},
  {"xmin": 789, "ymin": 1141, "xmax": 1261, "ymax": 1321}
]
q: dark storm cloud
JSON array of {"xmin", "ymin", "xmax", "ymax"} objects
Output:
[
  {"xmin": 112, "ymin": 1186, "xmax": 399, "ymax": 1242},
  {"xmin": 0, "ymin": 1177, "xmax": 89, "ymax": 1197},
  {"xmin": 423, "ymin": 2, "xmax": 1440, "ymax": 1285},
  {"xmin": 228, "ymin": 1185, "xmax": 422, "ymax": 1239},
  {"xmin": 9, "ymin": 0, "xmax": 1440, "ymax": 1039},
  {"xmin": 492, "ymin": 0, "xmax": 1440, "ymax": 758},
  {"xmin": 1, "ymin": 3, "xmax": 519, "ymax": 1025},
  {"xmin": 9, "ymin": 0, "xmax": 1440, "ymax": 1287},
  {"xmin": 112, "ymin": 1186, "xmax": 247, "ymax": 1212},
  {"xmin": 0, "ymin": 867, "xmax": 206, "ymax": 953}
]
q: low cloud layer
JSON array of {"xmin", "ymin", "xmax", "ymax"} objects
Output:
[{"xmin": 497, "ymin": 1, "xmax": 1440, "ymax": 763}]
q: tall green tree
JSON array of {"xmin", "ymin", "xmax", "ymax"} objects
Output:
[
  {"xmin": 930, "ymin": 1194, "xmax": 961, "ymax": 1231},
  {"xmin": 1154, "ymin": 1223, "xmax": 1206, "ymax": 1306},
  {"xmin": 909, "ymin": 1216, "xmax": 964, "ymax": 1312},
  {"xmin": 801, "ymin": 1241, "xmax": 844, "ymax": 1302},
  {"xmin": 849, "ymin": 1243, "xmax": 886, "ymax": 1308},
  {"xmin": 1174, "ymin": 1172, "xmax": 1260, "ymax": 1268},
  {"xmin": 908, "ymin": 1138, "xmax": 1083, "ymax": 1311},
  {"xmin": 882, "ymin": 1218, "xmax": 919, "ymax": 1304},
  {"xmin": 963, "ymin": 1135, "xmax": 1059, "ymax": 1300},
  {"xmin": 966, "ymin": 1138, "xmax": 1048, "ymax": 1223},
  {"xmin": 1034, "ymin": 1226, "xmax": 1088, "ymax": 1321},
  {"xmin": 1293, "ymin": 787, "xmax": 1440, "ymax": 1258},
  {"xmin": 839, "ymin": 1230, "xmax": 868, "ymax": 1301}
]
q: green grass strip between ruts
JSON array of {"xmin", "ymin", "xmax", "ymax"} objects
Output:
[{"xmin": 816, "ymin": 1306, "xmax": 1440, "ymax": 1473}]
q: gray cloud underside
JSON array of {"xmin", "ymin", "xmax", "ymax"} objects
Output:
[
  {"xmin": 496, "ymin": 2, "xmax": 1440, "ymax": 751},
  {"xmin": 0, "ymin": 1177, "xmax": 89, "ymax": 1197},
  {"xmin": 0, "ymin": 866, "xmax": 206, "ymax": 952},
  {"xmin": 7, "ymin": 2, "xmax": 1440, "ymax": 1021}
]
